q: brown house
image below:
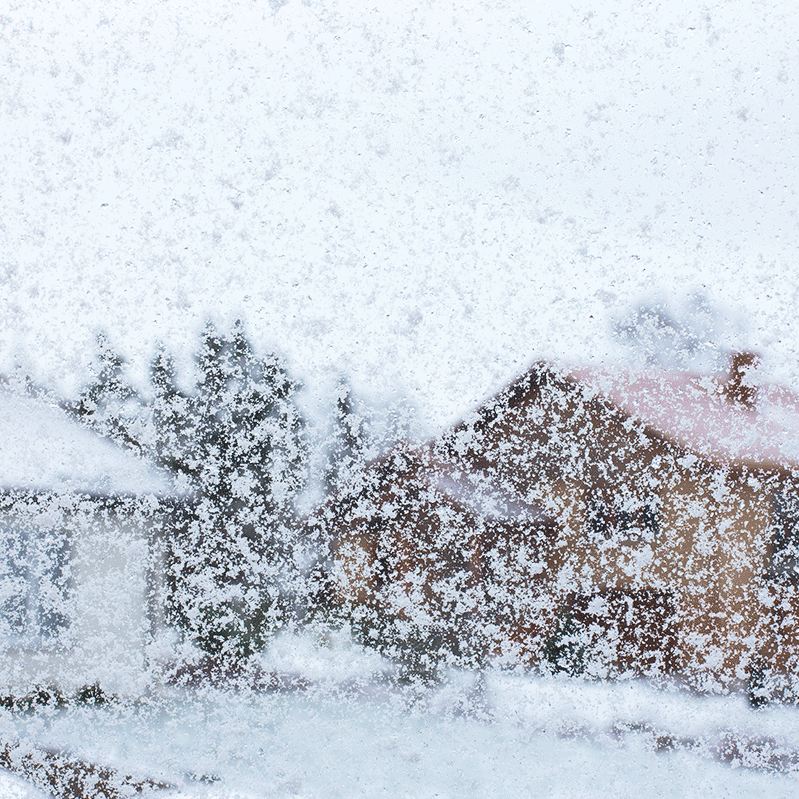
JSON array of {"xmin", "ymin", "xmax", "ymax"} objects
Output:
[{"xmin": 322, "ymin": 353, "xmax": 799, "ymax": 696}]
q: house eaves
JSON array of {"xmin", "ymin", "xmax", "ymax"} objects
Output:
[
  {"xmin": 567, "ymin": 363, "xmax": 799, "ymax": 471},
  {"xmin": 0, "ymin": 390, "xmax": 183, "ymax": 497}
]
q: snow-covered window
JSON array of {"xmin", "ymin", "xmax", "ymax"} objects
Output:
[
  {"xmin": 769, "ymin": 490, "xmax": 799, "ymax": 584},
  {"xmin": 0, "ymin": 524, "xmax": 71, "ymax": 645},
  {"xmin": 586, "ymin": 494, "xmax": 659, "ymax": 545}
]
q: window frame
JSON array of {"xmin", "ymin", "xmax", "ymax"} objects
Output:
[
  {"xmin": 768, "ymin": 488, "xmax": 799, "ymax": 585},
  {"xmin": 0, "ymin": 522, "xmax": 72, "ymax": 648},
  {"xmin": 586, "ymin": 492, "xmax": 660, "ymax": 546}
]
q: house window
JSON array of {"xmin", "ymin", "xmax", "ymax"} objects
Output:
[
  {"xmin": 587, "ymin": 495, "xmax": 660, "ymax": 545},
  {"xmin": 0, "ymin": 525, "xmax": 70, "ymax": 644},
  {"xmin": 769, "ymin": 491, "xmax": 799, "ymax": 584}
]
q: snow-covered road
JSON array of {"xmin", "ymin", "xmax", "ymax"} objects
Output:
[{"xmin": 4, "ymin": 649, "xmax": 799, "ymax": 799}]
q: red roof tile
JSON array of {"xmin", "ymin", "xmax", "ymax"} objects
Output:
[{"xmin": 568, "ymin": 364, "xmax": 799, "ymax": 468}]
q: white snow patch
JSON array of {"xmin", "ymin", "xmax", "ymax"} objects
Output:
[
  {"xmin": 0, "ymin": 389, "xmax": 178, "ymax": 496},
  {"xmin": 256, "ymin": 628, "xmax": 393, "ymax": 684},
  {"xmin": 0, "ymin": 770, "xmax": 51, "ymax": 799}
]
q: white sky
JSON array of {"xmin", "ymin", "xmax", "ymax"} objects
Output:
[{"xmin": 2, "ymin": 0, "xmax": 799, "ymax": 431}]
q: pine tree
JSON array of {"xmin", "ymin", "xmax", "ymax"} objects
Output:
[
  {"xmin": 66, "ymin": 333, "xmax": 146, "ymax": 453},
  {"xmin": 150, "ymin": 345, "xmax": 193, "ymax": 478},
  {"xmin": 166, "ymin": 320, "xmax": 308, "ymax": 657},
  {"xmin": 67, "ymin": 322, "xmax": 309, "ymax": 658},
  {"xmin": 323, "ymin": 377, "xmax": 367, "ymax": 496}
]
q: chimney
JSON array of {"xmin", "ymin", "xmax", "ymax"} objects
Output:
[{"xmin": 723, "ymin": 351, "xmax": 760, "ymax": 409}]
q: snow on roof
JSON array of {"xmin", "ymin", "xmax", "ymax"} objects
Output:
[
  {"xmin": 568, "ymin": 362, "xmax": 799, "ymax": 469},
  {"xmin": 0, "ymin": 389, "xmax": 181, "ymax": 496}
]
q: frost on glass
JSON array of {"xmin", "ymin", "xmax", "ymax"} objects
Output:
[
  {"xmin": 320, "ymin": 350, "xmax": 799, "ymax": 695},
  {"xmin": 4, "ymin": 0, "xmax": 799, "ymax": 796},
  {"xmin": 5, "ymin": 328, "xmax": 799, "ymax": 797}
]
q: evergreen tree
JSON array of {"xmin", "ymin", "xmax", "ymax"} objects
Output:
[
  {"xmin": 65, "ymin": 333, "xmax": 146, "ymax": 453},
  {"xmin": 150, "ymin": 345, "xmax": 193, "ymax": 478},
  {"xmin": 299, "ymin": 378, "xmax": 370, "ymax": 622},
  {"xmin": 166, "ymin": 320, "xmax": 308, "ymax": 657},
  {"xmin": 66, "ymin": 322, "xmax": 309, "ymax": 658},
  {"xmin": 323, "ymin": 377, "xmax": 368, "ymax": 496}
]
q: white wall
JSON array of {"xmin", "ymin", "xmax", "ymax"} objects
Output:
[{"xmin": 0, "ymin": 495, "xmax": 163, "ymax": 697}]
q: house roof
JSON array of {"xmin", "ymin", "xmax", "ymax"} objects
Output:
[
  {"xmin": 566, "ymin": 361, "xmax": 799, "ymax": 469},
  {"xmin": 0, "ymin": 389, "xmax": 183, "ymax": 496}
]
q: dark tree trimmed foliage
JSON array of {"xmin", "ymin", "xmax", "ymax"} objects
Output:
[{"xmin": 67, "ymin": 322, "xmax": 308, "ymax": 658}]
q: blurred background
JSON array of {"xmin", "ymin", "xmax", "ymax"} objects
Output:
[{"xmin": 0, "ymin": 0, "xmax": 797, "ymax": 435}]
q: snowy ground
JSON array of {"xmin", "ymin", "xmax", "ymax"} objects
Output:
[
  {"xmin": 3, "ymin": 632, "xmax": 799, "ymax": 799},
  {"xmin": 0, "ymin": 771, "xmax": 50, "ymax": 799}
]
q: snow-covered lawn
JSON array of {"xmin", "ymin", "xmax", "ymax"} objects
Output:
[
  {"xmin": 0, "ymin": 770, "xmax": 50, "ymax": 799},
  {"xmin": 3, "ymin": 633, "xmax": 799, "ymax": 798}
]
